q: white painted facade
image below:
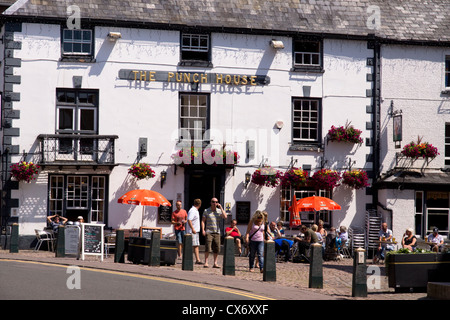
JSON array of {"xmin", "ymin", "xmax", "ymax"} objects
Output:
[
  {"xmin": 378, "ymin": 44, "xmax": 450, "ymax": 242},
  {"xmin": 4, "ymin": 22, "xmax": 380, "ymax": 240}
]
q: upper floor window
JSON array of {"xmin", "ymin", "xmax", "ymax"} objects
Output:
[
  {"xmin": 292, "ymin": 39, "xmax": 323, "ymax": 72},
  {"xmin": 292, "ymin": 98, "xmax": 321, "ymax": 145},
  {"xmin": 179, "ymin": 93, "xmax": 210, "ymax": 143},
  {"xmin": 61, "ymin": 28, "xmax": 94, "ymax": 62},
  {"xmin": 445, "ymin": 56, "xmax": 450, "ymax": 88},
  {"xmin": 180, "ymin": 33, "xmax": 211, "ymax": 67}
]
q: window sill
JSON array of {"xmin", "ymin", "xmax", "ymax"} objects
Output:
[
  {"xmin": 178, "ymin": 60, "xmax": 213, "ymax": 68},
  {"xmin": 290, "ymin": 66, "xmax": 325, "ymax": 73},
  {"xmin": 289, "ymin": 144, "xmax": 323, "ymax": 152},
  {"xmin": 60, "ymin": 56, "xmax": 96, "ymax": 63},
  {"xmin": 442, "ymin": 89, "xmax": 450, "ymax": 95}
]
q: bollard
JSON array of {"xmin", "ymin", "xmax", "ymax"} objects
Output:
[
  {"xmin": 9, "ymin": 223, "xmax": 19, "ymax": 253},
  {"xmin": 222, "ymin": 236, "xmax": 235, "ymax": 276},
  {"xmin": 114, "ymin": 229, "xmax": 125, "ymax": 263},
  {"xmin": 182, "ymin": 234, "xmax": 193, "ymax": 271},
  {"xmin": 263, "ymin": 240, "xmax": 276, "ymax": 282},
  {"xmin": 309, "ymin": 243, "xmax": 323, "ymax": 288},
  {"xmin": 149, "ymin": 230, "xmax": 160, "ymax": 266},
  {"xmin": 55, "ymin": 225, "xmax": 65, "ymax": 257},
  {"xmin": 352, "ymin": 247, "xmax": 368, "ymax": 297}
]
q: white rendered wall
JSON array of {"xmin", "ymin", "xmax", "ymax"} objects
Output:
[{"xmin": 10, "ymin": 23, "xmax": 375, "ymax": 235}]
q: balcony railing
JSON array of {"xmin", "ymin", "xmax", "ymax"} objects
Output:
[{"xmin": 37, "ymin": 134, "xmax": 118, "ymax": 166}]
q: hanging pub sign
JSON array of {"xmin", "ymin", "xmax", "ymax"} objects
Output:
[
  {"xmin": 393, "ymin": 114, "xmax": 402, "ymax": 143},
  {"xmin": 118, "ymin": 69, "xmax": 270, "ymax": 86}
]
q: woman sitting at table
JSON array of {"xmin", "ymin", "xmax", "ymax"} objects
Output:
[{"xmin": 401, "ymin": 228, "xmax": 417, "ymax": 251}]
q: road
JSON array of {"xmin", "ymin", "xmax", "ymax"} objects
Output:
[{"xmin": 0, "ymin": 260, "xmax": 271, "ymax": 300}]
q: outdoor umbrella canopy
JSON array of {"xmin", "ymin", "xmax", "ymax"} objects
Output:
[
  {"xmin": 288, "ymin": 195, "xmax": 341, "ymax": 224},
  {"xmin": 288, "ymin": 194, "xmax": 302, "ymax": 227},
  {"xmin": 118, "ymin": 189, "xmax": 171, "ymax": 226}
]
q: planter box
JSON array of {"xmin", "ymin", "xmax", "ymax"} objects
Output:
[{"xmin": 387, "ymin": 253, "xmax": 450, "ymax": 292}]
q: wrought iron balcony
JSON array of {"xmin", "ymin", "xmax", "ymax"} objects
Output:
[{"xmin": 37, "ymin": 134, "xmax": 118, "ymax": 167}]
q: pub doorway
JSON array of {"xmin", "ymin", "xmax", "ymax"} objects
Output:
[{"xmin": 184, "ymin": 167, "xmax": 225, "ymax": 244}]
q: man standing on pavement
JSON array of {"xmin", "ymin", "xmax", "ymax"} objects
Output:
[
  {"xmin": 171, "ymin": 200, "xmax": 188, "ymax": 260},
  {"xmin": 186, "ymin": 198, "xmax": 203, "ymax": 265},
  {"xmin": 201, "ymin": 197, "xmax": 227, "ymax": 268}
]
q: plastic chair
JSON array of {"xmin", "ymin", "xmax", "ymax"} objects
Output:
[
  {"xmin": 104, "ymin": 233, "xmax": 116, "ymax": 258},
  {"xmin": 34, "ymin": 229, "xmax": 55, "ymax": 252},
  {"xmin": 339, "ymin": 240, "xmax": 352, "ymax": 258}
]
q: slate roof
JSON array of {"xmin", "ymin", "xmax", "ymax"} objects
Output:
[{"xmin": 3, "ymin": 0, "xmax": 450, "ymax": 43}]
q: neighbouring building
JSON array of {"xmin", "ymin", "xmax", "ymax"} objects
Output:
[{"xmin": 0, "ymin": 0, "xmax": 448, "ymax": 249}]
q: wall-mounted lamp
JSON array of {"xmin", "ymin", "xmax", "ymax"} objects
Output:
[
  {"xmin": 270, "ymin": 39, "xmax": 284, "ymax": 49},
  {"xmin": 107, "ymin": 32, "xmax": 122, "ymax": 41},
  {"xmin": 275, "ymin": 120, "xmax": 284, "ymax": 130},
  {"xmin": 160, "ymin": 170, "xmax": 167, "ymax": 188},
  {"xmin": 244, "ymin": 171, "xmax": 251, "ymax": 189}
]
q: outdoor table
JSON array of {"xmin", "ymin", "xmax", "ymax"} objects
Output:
[{"xmin": 375, "ymin": 240, "xmax": 398, "ymax": 250}]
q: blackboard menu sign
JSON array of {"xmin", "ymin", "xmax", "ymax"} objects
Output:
[
  {"xmin": 158, "ymin": 200, "xmax": 173, "ymax": 224},
  {"xmin": 65, "ymin": 225, "xmax": 80, "ymax": 256},
  {"xmin": 81, "ymin": 223, "xmax": 105, "ymax": 261},
  {"xmin": 236, "ymin": 201, "xmax": 251, "ymax": 224}
]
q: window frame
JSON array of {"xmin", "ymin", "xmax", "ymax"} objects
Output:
[
  {"xmin": 179, "ymin": 32, "xmax": 212, "ymax": 67},
  {"xmin": 445, "ymin": 123, "xmax": 450, "ymax": 167},
  {"xmin": 56, "ymin": 88, "xmax": 99, "ymax": 135},
  {"xmin": 291, "ymin": 97, "xmax": 322, "ymax": 146},
  {"xmin": 292, "ymin": 37, "xmax": 324, "ymax": 72},
  {"xmin": 60, "ymin": 26, "xmax": 95, "ymax": 62},
  {"xmin": 178, "ymin": 92, "xmax": 210, "ymax": 144},
  {"xmin": 48, "ymin": 174, "xmax": 109, "ymax": 224}
]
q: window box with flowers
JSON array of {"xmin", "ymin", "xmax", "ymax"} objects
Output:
[
  {"xmin": 308, "ymin": 169, "xmax": 341, "ymax": 191},
  {"xmin": 280, "ymin": 167, "xmax": 309, "ymax": 189},
  {"xmin": 401, "ymin": 137, "xmax": 439, "ymax": 159},
  {"xmin": 128, "ymin": 163, "xmax": 156, "ymax": 180},
  {"xmin": 10, "ymin": 161, "xmax": 40, "ymax": 183},
  {"xmin": 342, "ymin": 169, "xmax": 370, "ymax": 190},
  {"xmin": 327, "ymin": 123, "xmax": 363, "ymax": 144},
  {"xmin": 172, "ymin": 146, "xmax": 239, "ymax": 168},
  {"xmin": 251, "ymin": 166, "xmax": 282, "ymax": 188}
]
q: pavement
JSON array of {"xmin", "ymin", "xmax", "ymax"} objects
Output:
[{"xmin": 0, "ymin": 248, "xmax": 430, "ymax": 301}]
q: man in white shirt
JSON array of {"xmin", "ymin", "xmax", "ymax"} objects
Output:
[{"xmin": 186, "ymin": 198, "xmax": 203, "ymax": 264}]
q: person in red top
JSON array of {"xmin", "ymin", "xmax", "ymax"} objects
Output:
[
  {"xmin": 225, "ymin": 219, "xmax": 243, "ymax": 255},
  {"xmin": 171, "ymin": 200, "xmax": 188, "ymax": 259}
]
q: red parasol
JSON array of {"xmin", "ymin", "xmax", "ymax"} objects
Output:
[
  {"xmin": 118, "ymin": 189, "xmax": 171, "ymax": 226},
  {"xmin": 288, "ymin": 194, "xmax": 302, "ymax": 227}
]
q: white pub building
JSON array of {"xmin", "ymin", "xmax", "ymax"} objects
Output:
[{"xmin": 0, "ymin": 0, "xmax": 449, "ymax": 250}]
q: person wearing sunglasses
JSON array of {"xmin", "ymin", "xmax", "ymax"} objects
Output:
[{"xmin": 201, "ymin": 198, "xmax": 227, "ymax": 268}]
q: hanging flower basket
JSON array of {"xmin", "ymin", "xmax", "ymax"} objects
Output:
[
  {"xmin": 308, "ymin": 169, "xmax": 341, "ymax": 191},
  {"xmin": 10, "ymin": 161, "xmax": 40, "ymax": 183},
  {"xmin": 401, "ymin": 137, "xmax": 439, "ymax": 159},
  {"xmin": 128, "ymin": 163, "xmax": 155, "ymax": 180},
  {"xmin": 172, "ymin": 146, "xmax": 239, "ymax": 167},
  {"xmin": 342, "ymin": 169, "xmax": 370, "ymax": 190},
  {"xmin": 280, "ymin": 167, "xmax": 309, "ymax": 189},
  {"xmin": 251, "ymin": 166, "xmax": 282, "ymax": 188},
  {"xmin": 327, "ymin": 123, "xmax": 363, "ymax": 144}
]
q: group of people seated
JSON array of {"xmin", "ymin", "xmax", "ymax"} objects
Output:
[
  {"xmin": 373, "ymin": 223, "xmax": 447, "ymax": 263},
  {"xmin": 225, "ymin": 218, "xmax": 349, "ymax": 263}
]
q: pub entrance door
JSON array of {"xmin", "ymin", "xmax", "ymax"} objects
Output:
[{"xmin": 184, "ymin": 166, "xmax": 225, "ymax": 244}]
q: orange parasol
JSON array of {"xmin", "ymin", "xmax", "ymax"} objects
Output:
[
  {"xmin": 118, "ymin": 189, "xmax": 171, "ymax": 226},
  {"xmin": 289, "ymin": 195, "xmax": 341, "ymax": 224},
  {"xmin": 288, "ymin": 194, "xmax": 302, "ymax": 227}
]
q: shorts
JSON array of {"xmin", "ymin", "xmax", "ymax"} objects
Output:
[
  {"xmin": 191, "ymin": 232, "xmax": 200, "ymax": 246},
  {"xmin": 205, "ymin": 232, "xmax": 220, "ymax": 253},
  {"xmin": 175, "ymin": 229, "xmax": 185, "ymax": 244}
]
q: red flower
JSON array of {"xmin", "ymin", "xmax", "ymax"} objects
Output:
[{"xmin": 10, "ymin": 161, "xmax": 40, "ymax": 183}]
